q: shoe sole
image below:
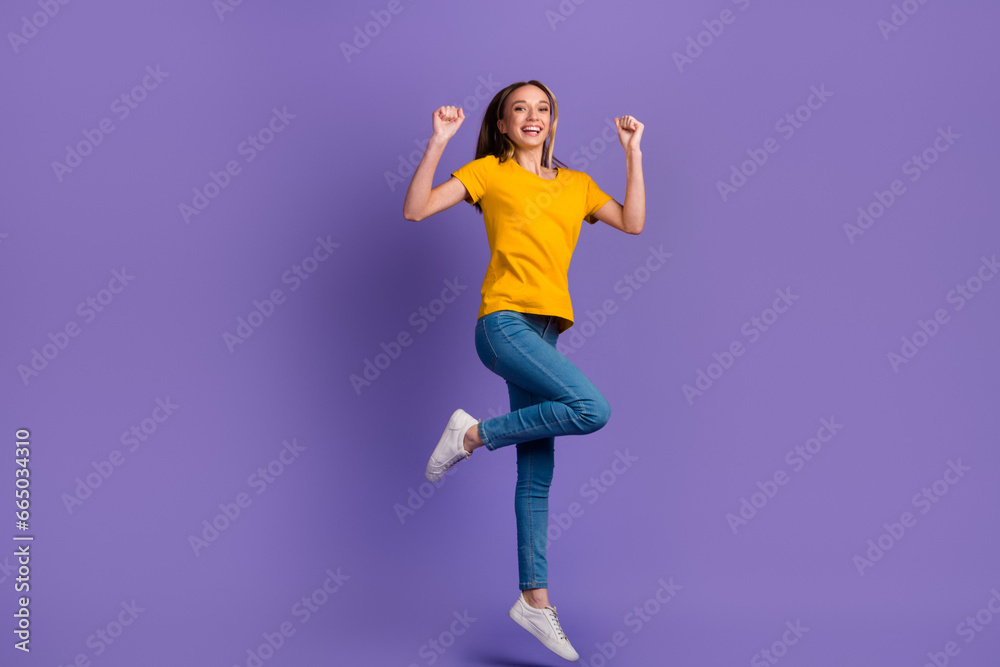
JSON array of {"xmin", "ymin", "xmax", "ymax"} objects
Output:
[{"xmin": 509, "ymin": 600, "xmax": 579, "ymax": 661}]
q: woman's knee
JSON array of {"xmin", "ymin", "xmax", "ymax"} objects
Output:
[{"xmin": 577, "ymin": 392, "xmax": 611, "ymax": 433}]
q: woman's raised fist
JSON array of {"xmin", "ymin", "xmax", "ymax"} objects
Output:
[{"xmin": 432, "ymin": 105, "xmax": 465, "ymax": 140}]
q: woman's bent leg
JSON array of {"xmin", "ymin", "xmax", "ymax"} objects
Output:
[{"xmin": 474, "ymin": 311, "xmax": 610, "ymax": 451}]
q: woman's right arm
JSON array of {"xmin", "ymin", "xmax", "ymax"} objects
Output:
[{"xmin": 402, "ymin": 106, "xmax": 472, "ymax": 222}]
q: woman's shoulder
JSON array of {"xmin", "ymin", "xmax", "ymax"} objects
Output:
[
  {"xmin": 453, "ymin": 154, "xmax": 500, "ymax": 179},
  {"xmin": 463, "ymin": 154, "xmax": 501, "ymax": 168},
  {"xmin": 555, "ymin": 164, "xmax": 596, "ymax": 183}
]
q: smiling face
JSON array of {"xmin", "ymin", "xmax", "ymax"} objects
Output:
[{"xmin": 497, "ymin": 84, "xmax": 552, "ymax": 150}]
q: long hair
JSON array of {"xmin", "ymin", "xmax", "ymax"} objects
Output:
[{"xmin": 470, "ymin": 80, "xmax": 568, "ymax": 215}]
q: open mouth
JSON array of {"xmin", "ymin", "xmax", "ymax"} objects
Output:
[{"xmin": 522, "ymin": 126, "xmax": 543, "ymax": 136}]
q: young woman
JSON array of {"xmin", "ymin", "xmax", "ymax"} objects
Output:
[{"xmin": 402, "ymin": 79, "xmax": 644, "ymax": 662}]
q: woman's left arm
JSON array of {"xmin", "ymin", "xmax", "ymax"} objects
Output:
[{"xmin": 592, "ymin": 115, "xmax": 645, "ymax": 235}]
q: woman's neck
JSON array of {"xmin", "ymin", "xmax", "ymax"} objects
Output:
[{"xmin": 513, "ymin": 149, "xmax": 552, "ymax": 176}]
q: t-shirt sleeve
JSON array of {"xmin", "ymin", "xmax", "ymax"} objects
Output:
[
  {"xmin": 450, "ymin": 157, "xmax": 491, "ymax": 205},
  {"xmin": 583, "ymin": 174, "xmax": 614, "ymax": 224}
]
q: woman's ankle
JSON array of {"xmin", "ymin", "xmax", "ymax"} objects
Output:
[
  {"xmin": 464, "ymin": 423, "xmax": 484, "ymax": 452},
  {"xmin": 522, "ymin": 588, "xmax": 549, "ymax": 608}
]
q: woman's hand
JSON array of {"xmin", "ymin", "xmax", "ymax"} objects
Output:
[
  {"xmin": 432, "ymin": 105, "xmax": 465, "ymax": 142},
  {"xmin": 615, "ymin": 115, "xmax": 644, "ymax": 151}
]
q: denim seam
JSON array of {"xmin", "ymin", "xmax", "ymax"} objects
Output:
[
  {"xmin": 494, "ymin": 413, "xmax": 577, "ymax": 446},
  {"xmin": 525, "ymin": 446, "xmax": 535, "ymax": 587},
  {"xmin": 479, "ymin": 320, "xmax": 499, "ymax": 371},
  {"xmin": 481, "ymin": 405, "xmax": 579, "ymax": 450}
]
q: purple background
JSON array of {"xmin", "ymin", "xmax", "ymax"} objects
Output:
[{"xmin": 2, "ymin": 0, "xmax": 999, "ymax": 665}]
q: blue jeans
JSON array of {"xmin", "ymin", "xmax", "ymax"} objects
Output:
[{"xmin": 474, "ymin": 310, "xmax": 611, "ymax": 590}]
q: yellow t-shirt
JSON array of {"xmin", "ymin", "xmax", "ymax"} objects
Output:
[{"xmin": 451, "ymin": 154, "xmax": 614, "ymax": 334}]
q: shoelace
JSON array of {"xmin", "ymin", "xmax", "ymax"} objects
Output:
[
  {"xmin": 543, "ymin": 606, "xmax": 568, "ymax": 642},
  {"xmin": 441, "ymin": 449, "xmax": 470, "ymax": 471}
]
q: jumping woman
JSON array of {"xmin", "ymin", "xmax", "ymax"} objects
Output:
[{"xmin": 402, "ymin": 79, "xmax": 645, "ymax": 661}]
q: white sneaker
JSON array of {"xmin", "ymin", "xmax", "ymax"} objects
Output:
[
  {"xmin": 508, "ymin": 593, "xmax": 580, "ymax": 661},
  {"xmin": 425, "ymin": 409, "xmax": 479, "ymax": 482}
]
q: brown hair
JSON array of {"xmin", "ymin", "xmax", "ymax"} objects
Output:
[{"xmin": 469, "ymin": 80, "xmax": 568, "ymax": 215}]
